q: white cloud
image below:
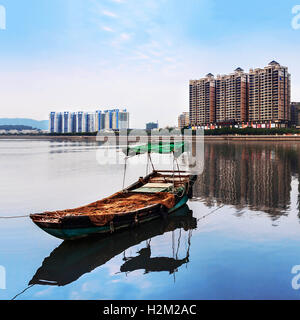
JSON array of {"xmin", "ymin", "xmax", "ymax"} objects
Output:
[
  {"xmin": 165, "ymin": 57, "xmax": 176, "ymax": 63},
  {"xmin": 120, "ymin": 32, "xmax": 131, "ymax": 41},
  {"xmin": 102, "ymin": 10, "xmax": 118, "ymax": 18},
  {"xmin": 102, "ymin": 26, "xmax": 114, "ymax": 32},
  {"xmin": 90, "ymin": 0, "xmax": 180, "ymax": 71},
  {"xmin": 131, "ymin": 51, "xmax": 151, "ymax": 60}
]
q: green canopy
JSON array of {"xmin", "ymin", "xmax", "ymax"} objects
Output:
[{"xmin": 122, "ymin": 142, "xmax": 188, "ymax": 158}]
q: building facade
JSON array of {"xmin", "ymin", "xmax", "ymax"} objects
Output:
[
  {"xmin": 54, "ymin": 112, "xmax": 63, "ymax": 133},
  {"xmin": 84, "ymin": 112, "xmax": 95, "ymax": 133},
  {"xmin": 291, "ymin": 102, "xmax": 300, "ymax": 127},
  {"xmin": 215, "ymin": 68, "xmax": 248, "ymax": 124},
  {"xmin": 95, "ymin": 111, "xmax": 105, "ymax": 131},
  {"xmin": 146, "ymin": 122, "xmax": 159, "ymax": 130},
  {"xmin": 118, "ymin": 110, "xmax": 130, "ymax": 130},
  {"xmin": 189, "ymin": 73, "xmax": 215, "ymax": 126},
  {"xmin": 249, "ymin": 61, "xmax": 291, "ymax": 125},
  {"xmin": 49, "ymin": 109, "xmax": 129, "ymax": 133},
  {"xmin": 63, "ymin": 112, "xmax": 71, "ymax": 133},
  {"xmin": 178, "ymin": 112, "xmax": 190, "ymax": 129},
  {"xmin": 49, "ymin": 112, "xmax": 56, "ymax": 133},
  {"xmin": 76, "ymin": 112, "xmax": 84, "ymax": 133},
  {"xmin": 189, "ymin": 61, "xmax": 291, "ymax": 128}
]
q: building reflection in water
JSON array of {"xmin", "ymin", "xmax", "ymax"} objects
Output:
[
  {"xmin": 28, "ymin": 205, "xmax": 196, "ymax": 288},
  {"xmin": 192, "ymin": 142, "xmax": 300, "ymax": 219}
]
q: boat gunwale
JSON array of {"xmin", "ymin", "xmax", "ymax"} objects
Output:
[{"xmin": 30, "ymin": 201, "xmax": 163, "ymax": 222}]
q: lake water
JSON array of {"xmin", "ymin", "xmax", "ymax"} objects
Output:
[{"xmin": 1, "ymin": 139, "xmax": 300, "ymax": 300}]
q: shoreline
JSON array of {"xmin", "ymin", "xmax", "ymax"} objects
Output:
[{"xmin": 1, "ymin": 135, "xmax": 300, "ymax": 141}]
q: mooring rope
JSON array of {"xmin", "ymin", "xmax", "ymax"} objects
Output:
[
  {"xmin": 0, "ymin": 215, "xmax": 30, "ymax": 219},
  {"xmin": 11, "ymin": 284, "xmax": 35, "ymax": 301},
  {"xmin": 122, "ymin": 156, "xmax": 128, "ymax": 191},
  {"xmin": 197, "ymin": 204, "xmax": 225, "ymax": 221}
]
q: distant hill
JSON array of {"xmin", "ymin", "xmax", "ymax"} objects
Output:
[
  {"xmin": 0, "ymin": 125, "xmax": 37, "ymax": 131},
  {"xmin": 0, "ymin": 118, "xmax": 48, "ymax": 130}
]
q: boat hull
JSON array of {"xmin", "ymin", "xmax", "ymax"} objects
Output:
[{"xmin": 36, "ymin": 194, "xmax": 189, "ymax": 240}]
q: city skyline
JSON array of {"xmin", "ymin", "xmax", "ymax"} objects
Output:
[
  {"xmin": 1, "ymin": 1, "xmax": 300, "ymax": 128},
  {"xmin": 49, "ymin": 109, "xmax": 130, "ymax": 133}
]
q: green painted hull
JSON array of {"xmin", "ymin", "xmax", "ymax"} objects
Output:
[{"xmin": 42, "ymin": 194, "xmax": 189, "ymax": 240}]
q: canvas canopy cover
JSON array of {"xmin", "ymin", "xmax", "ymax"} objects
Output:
[{"xmin": 122, "ymin": 142, "xmax": 188, "ymax": 158}]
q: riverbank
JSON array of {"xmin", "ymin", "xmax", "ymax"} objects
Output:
[{"xmin": 2, "ymin": 135, "xmax": 300, "ymax": 141}]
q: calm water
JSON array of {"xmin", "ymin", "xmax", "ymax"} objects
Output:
[{"xmin": 1, "ymin": 139, "xmax": 300, "ymax": 300}]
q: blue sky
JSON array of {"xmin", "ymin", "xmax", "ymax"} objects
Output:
[{"xmin": 0, "ymin": 0, "xmax": 300, "ymax": 127}]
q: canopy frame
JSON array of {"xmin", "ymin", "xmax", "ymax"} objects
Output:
[{"xmin": 122, "ymin": 142, "xmax": 188, "ymax": 192}]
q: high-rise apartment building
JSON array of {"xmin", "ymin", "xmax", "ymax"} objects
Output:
[
  {"xmin": 104, "ymin": 110, "xmax": 113, "ymax": 130},
  {"xmin": 189, "ymin": 61, "xmax": 291, "ymax": 128},
  {"xmin": 54, "ymin": 112, "xmax": 63, "ymax": 133},
  {"xmin": 70, "ymin": 112, "xmax": 77, "ymax": 133},
  {"xmin": 63, "ymin": 112, "xmax": 71, "ymax": 133},
  {"xmin": 84, "ymin": 112, "xmax": 95, "ymax": 133},
  {"xmin": 249, "ymin": 61, "xmax": 291, "ymax": 124},
  {"xmin": 215, "ymin": 68, "xmax": 248, "ymax": 124},
  {"xmin": 117, "ymin": 110, "xmax": 130, "ymax": 130},
  {"xmin": 76, "ymin": 112, "xmax": 84, "ymax": 133},
  {"xmin": 49, "ymin": 112, "xmax": 56, "ymax": 133},
  {"xmin": 95, "ymin": 111, "xmax": 105, "ymax": 131},
  {"xmin": 189, "ymin": 73, "xmax": 215, "ymax": 126}
]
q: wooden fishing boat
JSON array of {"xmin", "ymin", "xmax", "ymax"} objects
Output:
[
  {"xmin": 29, "ymin": 205, "xmax": 196, "ymax": 287},
  {"xmin": 30, "ymin": 142, "xmax": 197, "ymax": 240}
]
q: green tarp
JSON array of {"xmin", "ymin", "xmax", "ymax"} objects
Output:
[{"xmin": 122, "ymin": 142, "xmax": 188, "ymax": 158}]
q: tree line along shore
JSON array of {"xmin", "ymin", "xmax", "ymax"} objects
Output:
[{"xmin": 1, "ymin": 127, "xmax": 300, "ymax": 142}]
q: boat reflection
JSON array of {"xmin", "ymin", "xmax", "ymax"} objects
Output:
[
  {"xmin": 29, "ymin": 205, "xmax": 196, "ymax": 287},
  {"xmin": 121, "ymin": 240, "xmax": 190, "ymax": 275}
]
